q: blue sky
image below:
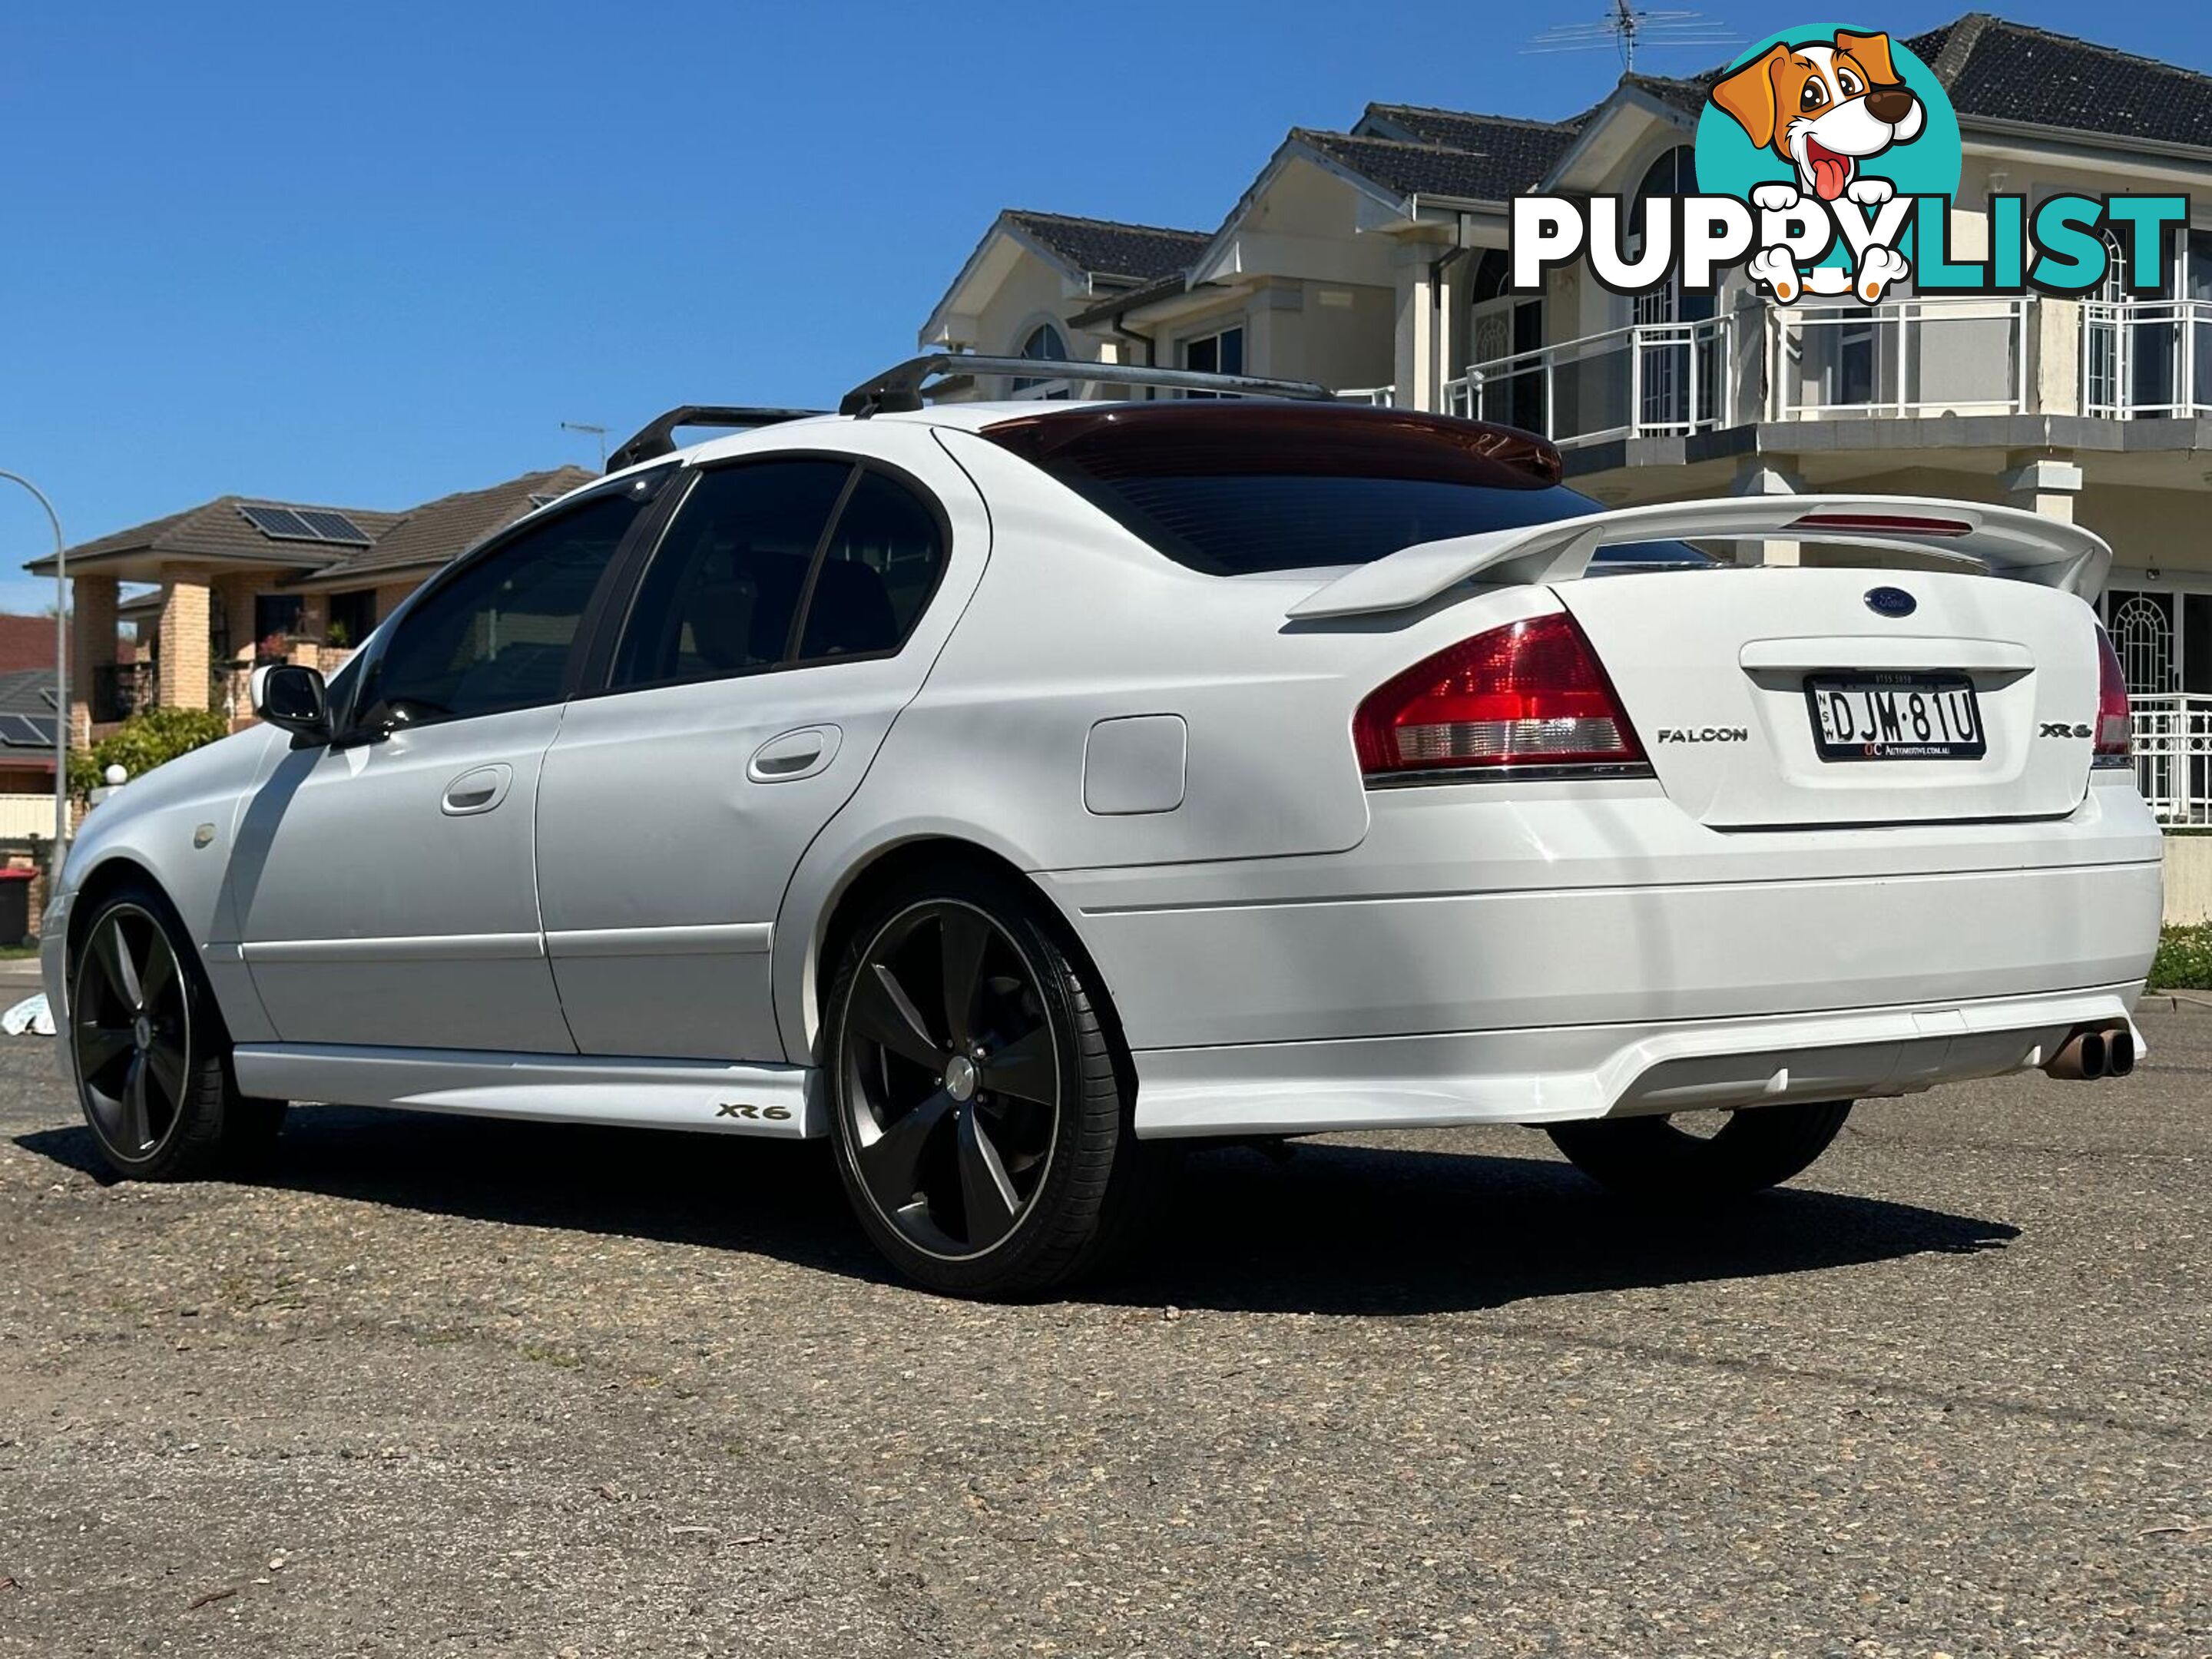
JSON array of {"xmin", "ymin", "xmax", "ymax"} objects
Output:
[{"xmin": 2, "ymin": 0, "xmax": 2203, "ymax": 613}]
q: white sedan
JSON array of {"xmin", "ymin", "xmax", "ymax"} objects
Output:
[{"xmin": 45, "ymin": 356, "xmax": 2163, "ymax": 1296}]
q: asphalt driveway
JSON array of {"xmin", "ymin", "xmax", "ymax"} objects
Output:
[{"xmin": 1, "ymin": 986, "xmax": 2206, "ymax": 1656}]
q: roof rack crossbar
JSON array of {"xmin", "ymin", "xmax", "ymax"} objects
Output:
[
  {"xmin": 605, "ymin": 406, "xmax": 826, "ymax": 472},
  {"xmin": 838, "ymin": 354, "xmax": 1339, "ymax": 417}
]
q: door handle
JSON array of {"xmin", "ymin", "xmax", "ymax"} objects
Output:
[
  {"xmin": 441, "ymin": 763, "xmax": 514, "ymax": 816},
  {"xmin": 747, "ymin": 725, "xmax": 841, "ymax": 783}
]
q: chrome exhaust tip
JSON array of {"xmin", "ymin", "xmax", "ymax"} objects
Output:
[
  {"xmin": 2106, "ymin": 1028, "xmax": 2137, "ymax": 1078},
  {"xmin": 2045, "ymin": 1028, "xmax": 2108, "ymax": 1081}
]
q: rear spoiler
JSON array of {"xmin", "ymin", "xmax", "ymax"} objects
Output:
[{"xmin": 1284, "ymin": 495, "xmax": 2113, "ymax": 620}]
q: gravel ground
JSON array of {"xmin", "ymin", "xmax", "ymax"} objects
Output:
[{"xmin": 0, "ymin": 988, "xmax": 2206, "ymax": 1657}]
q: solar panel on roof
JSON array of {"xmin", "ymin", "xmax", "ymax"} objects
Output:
[
  {"xmin": 239, "ymin": 503, "xmax": 373, "ymax": 545},
  {"xmin": 240, "ymin": 504, "xmax": 315, "ymax": 540},
  {"xmin": 293, "ymin": 508, "xmax": 371, "ymax": 545},
  {"xmin": 0, "ymin": 714, "xmax": 51, "ymax": 747}
]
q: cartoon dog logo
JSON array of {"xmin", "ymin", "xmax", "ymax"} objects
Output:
[{"xmin": 1709, "ymin": 30, "xmax": 1926, "ymax": 302}]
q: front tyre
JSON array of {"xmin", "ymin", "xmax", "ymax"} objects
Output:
[
  {"xmin": 1545, "ymin": 1100, "xmax": 1853, "ymax": 1201},
  {"xmin": 69, "ymin": 883, "xmax": 284, "ymax": 1181},
  {"xmin": 824, "ymin": 867, "xmax": 1152, "ymax": 1298}
]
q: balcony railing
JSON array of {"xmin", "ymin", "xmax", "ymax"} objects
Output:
[
  {"xmin": 1336, "ymin": 385, "xmax": 1397, "ymax": 406},
  {"xmin": 1770, "ymin": 296, "xmax": 2028, "ymax": 420},
  {"xmin": 1446, "ymin": 317, "xmax": 1729, "ymax": 447},
  {"xmin": 2083, "ymin": 300, "xmax": 2212, "ymax": 418},
  {"xmin": 2132, "ymin": 694, "xmax": 2212, "ymax": 826}
]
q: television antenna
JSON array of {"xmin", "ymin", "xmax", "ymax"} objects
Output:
[
  {"xmin": 560, "ymin": 420, "xmax": 608, "ymax": 467},
  {"xmin": 1525, "ymin": 1, "xmax": 1737, "ymax": 73}
]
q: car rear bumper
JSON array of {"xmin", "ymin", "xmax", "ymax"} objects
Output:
[
  {"xmin": 1038, "ymin": 780, "xmax": 2164, "ymax": 1136},
  {"xmin": 1124, "ymin": 983, "xmax": 2144, "ymax": 1136}
]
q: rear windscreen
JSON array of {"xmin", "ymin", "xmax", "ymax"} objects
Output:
[{"xmin": 983, "ymin": 406, "xmax": 1705, "ymax": 576}]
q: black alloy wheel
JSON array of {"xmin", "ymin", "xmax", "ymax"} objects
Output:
[
  {"xmin": 1545, "ymin": 1099, "xmax": 1854, "ymax": 1200},
  {"xmin": 839, "ymin": 899, "xmax": 1061, "ymax": 1259},
  {"xmin": 72, "ymin": 902, "xmax": 192, "ymax": 1166},
  {"xmin": 825, "ymin": 865, "xmax": 1162, "ymax": 1297},
  {"xmin": 70, "ymin": 883, "xmax": 286, "ymax": 1180}
]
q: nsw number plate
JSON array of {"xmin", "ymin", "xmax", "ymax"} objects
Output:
[{"xmin": 1805, "ymin": 672, "xmax": 1985, "ymax": 761}]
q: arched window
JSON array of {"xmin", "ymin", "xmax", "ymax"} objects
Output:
[
  {"xmin": 1011, "ymin": 323, "xmax": 1073, "ymax": 398},
  {"xmin": 2111, "ymin": 593, "xmax": 2174, "ymax": 696},
  {"xmin": 1628, "ymin": 145, "xmax": 1704, "ymax": 326}
]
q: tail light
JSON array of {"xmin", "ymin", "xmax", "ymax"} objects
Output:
[
  {"xmin": 2093, "ymin": 626, "xmax": 2131, "ymax": 769},
  {"xmin": 1353, "ymin": 611, "xmax": 1648, "ymax": 781}
]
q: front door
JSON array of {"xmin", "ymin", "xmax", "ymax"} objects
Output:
[
  {"xmin": 233, "ymin": 475, "xmax": 667, "ymax": 1050},
  {"xmin": 535, "ymin": 443, "xmax": 975, "ymax": 1061}
]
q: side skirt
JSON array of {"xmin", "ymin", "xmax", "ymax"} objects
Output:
[{"xmin": 231, "ymin": 1044, "xmax": 825, "ymax": 1139}]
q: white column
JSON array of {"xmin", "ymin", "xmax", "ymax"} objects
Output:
[
  {"xmin": 1392, "ymin": 241, "xmax": 1441, "ymax": 412},
  {"xmin": 2000, "ymin": 452, "xmax": 2084, "ymax": 524}
]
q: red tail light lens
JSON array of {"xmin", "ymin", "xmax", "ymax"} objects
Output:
[
  {"xmin": 1353, "ymin": 612, "xmax": 1648, "ymax": 780},
  {"xmin": 2094, "ymin": 626, "xmax": 2131, "ymax": 768}
]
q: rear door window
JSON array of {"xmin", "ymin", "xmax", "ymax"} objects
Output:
[
  {"xmin": 610, "ymin": 459, "xmax": 950, "ymax": 690},
  {"xmin": 611, "ymin": 460, "xmax": 854, "ymax": 688}
]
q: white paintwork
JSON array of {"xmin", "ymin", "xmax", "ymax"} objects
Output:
[
  {"xmin": 230, "ymin": 1045, "xmax": 820, "ymax": 1137},
  {"xmin": 44, "ymin": 402, "xmax": 2163, "ymax": 1152},
  {"xmin": 1286, "ymin": 493, "xmax": 2111, "ymax": 619}
]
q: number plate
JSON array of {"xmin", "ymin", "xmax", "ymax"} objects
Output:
[{"xmin": 1804, "ymin": 672, "xmax": 1985, "ymax": 762}]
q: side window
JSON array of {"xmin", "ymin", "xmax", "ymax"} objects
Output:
[
  {"xmin": 611, "ymin": 461, "xmax": 853, "ymax": 689},
  {"xmin": 794, "ymin": 470, "xmax": 946, "ymax": 661},
  {"xmin": 362, "ymin": 482, "xmax": 657, "ymax": 724}
]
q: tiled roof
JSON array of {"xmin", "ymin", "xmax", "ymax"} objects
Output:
[
  {"xmin": 1356, "ymin": 105, "xmax": 1584, "ymax": 191},
  {"xmin": 0, "ymin": 615, "xmax": 57, "ymax": 675},
  {"xmin": 1000, "ymin": 210, "xmax": 1211, "ymax": 283},
  {"xmin": 1908, "ymin": 13, "xmax": 2212, "ymax": 149},
  {"xmin": 1294, "ymin": 128, "xmax": 1547, "ymax": 202},
  {"xmin": 1621, "ymin": 71, "xmax": 1720, "ymax": 121},
  {"xmin": 300, "ymin": 465, "xmax": 599, "ymax": 584},
  {"xmin": 52, "ymin": 497, "xmax": 406, "ymax": 569},
  {"xmin": 30, "ymin": 466, "xmax": 600, "ymax": 588}
]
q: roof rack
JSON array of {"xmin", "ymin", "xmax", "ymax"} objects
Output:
[
  {"xmin": 605, "ymin": 406, "xmax": 826, "ymax": 472},
  {"xmin": 837, "ymin": 354, "xmax": 1339, "ymax": 417}
]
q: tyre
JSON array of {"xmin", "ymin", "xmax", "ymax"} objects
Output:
[
  {"xmin": 1544, "ymin": 1100, "xmax": 1853, "ymax": 1201},
  {"xmin": 823, "ymin": 865, "xmax": 1157, "ymax": 1297},
  {"xmin": 68, "ymin": 882, "xmax": 285, "ymax": 1181}
]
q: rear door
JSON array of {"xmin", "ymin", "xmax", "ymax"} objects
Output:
[
  {"xmin": 534, "ymin": 437, "xmax": 984, "ymax": 1061},
  {"xmin": 1555, "ymin": 565, "xmax": 2103, "ymax": 826}
]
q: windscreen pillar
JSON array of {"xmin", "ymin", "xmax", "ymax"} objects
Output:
[
  {"xmin": 1730, "ymin": 458, "xmax": 1806, "ymax": 567},
  {"xmin": 2001, "ymin": 452, "xmax": 2083, "ymax": 525},
  {"xmin": 155, "ymin": 571, "xmax": 212, "ymax": 714}
]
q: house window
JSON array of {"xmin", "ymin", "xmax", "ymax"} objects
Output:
[
  {"xmin": 1012, "ymin": 323, "xmax": 1073, "ymax": 399},
  {"xmin": 327, "ymin": 589, "xmax": 377, "ymax": 651},
  {"xmin": 253, "ymin": 594, "xmax": 304, "ymax": 662},
  {"xmin": 1179, "ymin": 325, "xmax": 1245, "ymax": 396}
]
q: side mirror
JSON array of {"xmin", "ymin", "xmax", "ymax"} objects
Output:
[{"xmin": 251, "ymin": 663, "xmax": 331, "ymax": 743}]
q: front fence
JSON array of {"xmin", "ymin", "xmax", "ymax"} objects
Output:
[{"xmin": 2132, "ymin": 694, "xmax": 2212, "ymax": 826}]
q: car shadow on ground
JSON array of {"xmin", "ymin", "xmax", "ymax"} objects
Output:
[{"xmin": 15, "ymin": 1106, "xmax": 2018, "ymax": 1317}]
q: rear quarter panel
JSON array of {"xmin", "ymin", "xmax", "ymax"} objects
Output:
[{"xmin": 770, "ymin": 429, "xmax": 1564, "ymax": 1056}]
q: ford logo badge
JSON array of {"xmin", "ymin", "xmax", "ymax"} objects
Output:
[{"xmin": 1864, "ymin": 586, "xmax": 1917, "ymax": 618}]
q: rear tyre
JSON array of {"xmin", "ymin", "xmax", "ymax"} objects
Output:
[
  {"xmin": 823, "ymin": 866, "xmax": 1158, "ymax": 1298},
  {"xmin": 1544, "ymin": 1100, "xmax": 1853, "ymax": 1200},
  {"xmin": 69, "ymin": 882, "xmax": 286, "ymax": 1181}
]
